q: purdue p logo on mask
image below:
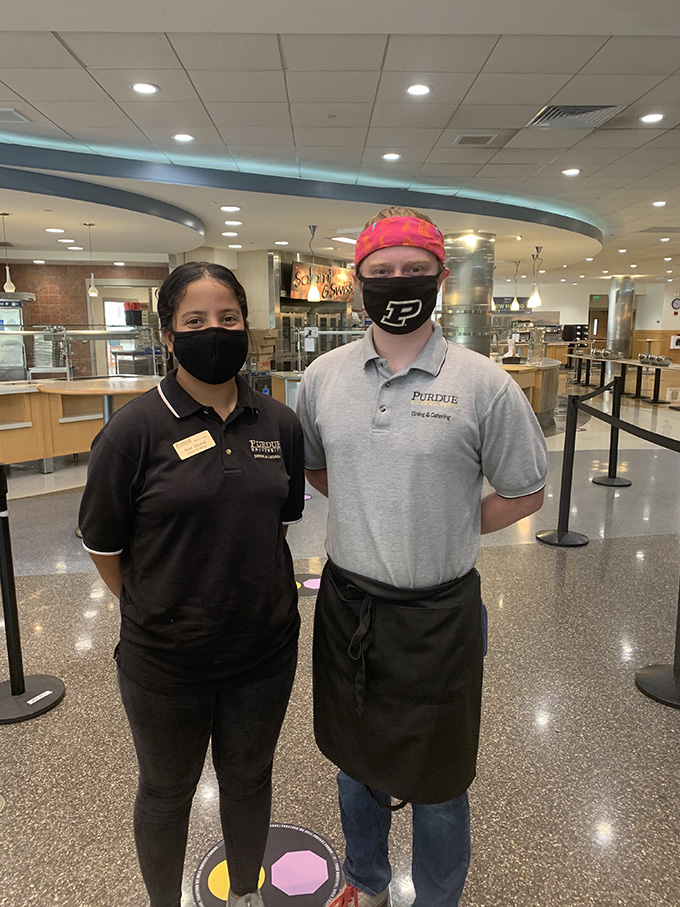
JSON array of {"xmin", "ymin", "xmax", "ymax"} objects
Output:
[{"xmin": 381, "ymin": 299, "xmax": 423, "ymax": 328}]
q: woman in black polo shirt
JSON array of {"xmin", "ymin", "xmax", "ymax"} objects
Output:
[{"xmin": 79, "ymin": 261, "xmax": 304, "ymax": 907}]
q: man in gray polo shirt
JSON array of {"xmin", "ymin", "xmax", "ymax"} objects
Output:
[{"xmin": 296, "ymin": 207, "xmax": 547, "ymax": 907}]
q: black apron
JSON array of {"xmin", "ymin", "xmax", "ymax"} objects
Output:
[{"xmin": 313, "ymin": 559, "xmax": 483, "ymax": 805}]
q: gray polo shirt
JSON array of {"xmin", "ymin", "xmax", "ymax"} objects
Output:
[{"xmin": 296, "ymin": 324, "xmax": 547, "ymax": 588}]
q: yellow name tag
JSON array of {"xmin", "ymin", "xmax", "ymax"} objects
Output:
[{"xmin": 173, "ymin": 431, "xmax": 216, "ymax": 460}]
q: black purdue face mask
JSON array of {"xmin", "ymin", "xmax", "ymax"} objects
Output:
[
  {"xmin": 361, "ymin": 275, "xmax": 439, "ymax": 335},
  {"xmin": 171, "ymin": 327, "xmax": 249, "ymax": 385}
]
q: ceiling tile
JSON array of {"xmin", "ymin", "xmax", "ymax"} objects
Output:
[
  {"xmin": 204, "ymin": 102, "xmax": 291, "ymax": 128},
  {"xmin": 580, "ymin": 37, "xmax": 680, "ymax": 75},
  {"xmin": 280, "ymin": 34, "xmax": 387, "ymax": 71},
  {"xmin": 91, "ymin": 69, "xmax": 200, "ymax": 104},
  {"xmin": 290, "ymin": 103, "xmax": 372, "ymax": 129},
  {"xmin": 617, "ymin": 146, "xmax": 680, "ymax": 165},
  {"xmin": 505, "ymin": 128, "xmax": 591, "ymax": 149},
  {"xmin": 572, "ymin": 129, "xmax": 665, "ymax": 148},
  {"xmin": 635, "ymin": 72, "xmax": 680, "ymax": 105},
  {"xmin": 217, "ymin": 125, "xmax": 294, "ymax": 146},
  {"xmin": 294, "ymin": 127, "xmax": 368, "ymax": 146},
  {"xmin": 188, "ymin": 70, "xmax": 287, "ymax": 103},
  {"xmin": 167, "ymin": 33, "xmax": 282, "ymax": 70},
  {"xmin": 476, "ymin": 163, "xmax": 542, "ymax": 178},
  {"xmin": 550, "ymin": 74, "xmax": 667, "ymax": 106},
  {"xmin": 296, "ymin": 147, "xmax": 364, "ymax": 164},
  {"xmin": 286, "ymin": 71, "xmax": 380, "ymax": 104},
  {"xmin": 228, "ymin": 145, "xmax": 297, "ymax": 161},
  {"xmin": 426, "ymin": 147, "xmax": 498, "ymax": 164},
  {"xmin": 446, "ymin": 104, "xmax": 539, "ymax": 129},
  {"xmin": 362, "ymin": 147, "xmax": 434, "ymax": 165},
  {"xmin": 370, "ymin": 103, "xmax": 454, "ymax": 129},
  {"xmin": 0, "ymin": 68, "xmax": 109, "ymax": 102},
  {"xmin": 482, "ymin": 35, "xmax": 608, "ymax": 74},
  {"xmin": 488, "ymin": 148, "xmax": 565, "ymax": 165},
  {"xmin": 435, "ymin": 127, "xmax": 518, "ymax": 148},
  {"xmin": 464, "ymin": 73, "xmax": 572, "ymax": 106},
  {"xmin": 383, "ymin": 35, "xmax": 499, "ymax": 73},
  {"xmin": 375, "ymin": 71, "xmax": 475, "ymax": 105},
  {"xmin": 603, "ymin": 104, "xmax": 680, "ymax": 131},
  {"xmin": 141, "ymin": 124, "xmax": 225, "ymax": 145},
  {"xmin": 418, "ymin": 163, "xmax": 484, "ymax": 178},
  {"xmin": 641, "ymin": 128, "xmax": 680, "ymax": 148},
  {"xmin": 118, "ymin": 101, "xmax": 214, "ymax": 128},
  {"xmin": 0, "ymin": 85, "xmax": 23, "ymax": 104},
  {"xmin": 365, "ymin": 127, "xmax": 442, "ymax": 147},
  {"xmin": 551, "ymin": 147, "xmax": 629, "ymax": 166},
  {"xmin": 0, "ymin": 33, "xmax": 80, "ymax": 68},
  {"xmin": 58, "ymin": 32, "xmax": 180, "ymax": 70},
  {"xmin": 28, "ymin": 100, "xmax": 134, "ymax": 129}
]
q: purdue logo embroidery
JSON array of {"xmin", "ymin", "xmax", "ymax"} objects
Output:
[
  {"xmin": 249, "ymin": 439, "xmax": 282, "ymax": 460},
  {"xmin": 381, "ymin": 298, "xmax": 423, "ymax": 328}
]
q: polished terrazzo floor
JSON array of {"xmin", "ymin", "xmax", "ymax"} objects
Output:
[{"xmin": 1, "ymin": 379, "xmax": 679, "ymax": 907}]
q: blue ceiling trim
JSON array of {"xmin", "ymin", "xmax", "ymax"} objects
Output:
[
  {"xmin": 0, "ymin": 162, "xmax": 205, "ymax": 236},
  {"xmin": 0, "ymin": 142, "xmax": 602, "ymax": 245}
]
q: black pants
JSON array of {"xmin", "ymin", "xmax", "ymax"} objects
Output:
[{"xmin": 118, "ymin": 651, "xmax": 296, "ymax": 907}]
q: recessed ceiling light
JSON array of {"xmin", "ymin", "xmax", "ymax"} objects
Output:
[
  {"xmin": 114, "ymin": 261, "xmax": 125, "ymax": 266},
  {"xmin": 224, "ymin": 220, "xmax": 242, "ymax": 226},
  {"xmin": 521, "ymin": 274, "xmax": 527, "ymax": 279},
  {"xmin": 220, "ymin": 206, "xmax": 241, "ymax": 212},
  {"xmin": 172, "ymin": 133, "xmax": 195, "ymax": 142},
  {"xmin": 630, "ymin": 264, "xmax": 637, "ymax": 268},
  {"xmin": 668, "ymin": 278, "xmax": 673, "ymax": 281},
  {"xmin": 661, "ymin": 237, "xmax": 671, "ymax": 242},
  {"xmin": 579, "ymin": 274, "xmax": 585, "ymax": 278},
  {"xmin": 586, "ymin": 257, "xmax": 593, "ymax": 261},
  {"xmin": 506, "ymin": 278, "xmax": 511, "ymax": 282},
  {"xmin": 515, "ymin": 235, "xmax": 522, "ymax": 240},
  {"xmin": 57, "ymin": 238, "xmax": 76, "ymax": 243},
  {"xmin": 563, "ymin": 264, "xmax": 567, "ymax": 268},
  {"xmin": 132, "ymin": 82, "xmax": 159, "ymax": 94},
  {"xmin": 560, "ymin": 278, "xmax": 566, "ymax": 282},
  {"xmin": 538, "ymin": 269, "xmax": 546, "ymax": 274},
  {"xmin": 573, "ymin": 282, "xmax": 578, "ymax": 285},
  {"xmin": 653, "ymin": 200, "xmax": 666, "ymax": 207},
  {"xmin": 602, "ymin": 270, "xmax": 609, "ymax": 274},
  {"xmin": 33, "ymin": 259, "xmax": 45, "ymax": 265},
  {"xmin": 382, "ymin": 152, "xmax": 401, "ymax": 161},
  {"xmin": 664, "ymin": 257, "xmax": 672, "ymax": 261},
  {"xmin": 618, "ymin": 248, "xmax": 627, "ymax": 253},
  {"xmin": 228, "ymin": 244, "xmax": 242, "ymax": 249},
  {"xmin": 640, "ymin": 113, "xmax": 664, "ymax": 123},
  {"xmin": 667, "ymin": 269, "xmax": 673, "ymax": 273},
  {"xmin": 274, "ymin": 241, "xmax": 289, "ymax": 246},
  {"xmin": 222, "ymin": 231, "xmax": 238, "ymax": 237},
  {"xmin": 68, "ymin": 246, "xmax": 83, "ymax": 251},
  {"xmin": 331, "ymin": 236, "xmax": 358, "ymax": 245},
  {"xmin": 45, "ymin": 228, "xmax": 64, "ymax": 233},
  {"xmin": 562, "ymin": 168, "xmax": 580, "ymax": 176},
  {"xmin": 406, "ymin": 84, "xmax": 431, "ymax": 96}
]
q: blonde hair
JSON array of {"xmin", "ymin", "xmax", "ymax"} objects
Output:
[{"xmin": 364, "ymin": 206, "xmax": 436, "ymax": 228}]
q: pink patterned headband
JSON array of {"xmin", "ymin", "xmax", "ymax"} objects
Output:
[{"xmin": 354, "ymin": 216, "xmax": 446, "ymax": 271}]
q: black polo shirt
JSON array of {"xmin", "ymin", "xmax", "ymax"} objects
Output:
[{"xmin": 78, "ymin": 371, "xmax": 305, "ymax": 692}]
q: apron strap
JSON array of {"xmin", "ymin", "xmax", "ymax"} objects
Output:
[
  {"xmin": 365, "ymin": 785, "xmax": 409, "ymax": 811},
  {"xmin": 347, "ymin": 592, "xmax": 375, "ymax": 714}
]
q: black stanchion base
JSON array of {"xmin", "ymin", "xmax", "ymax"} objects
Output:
[
  {"xmin": 592, "ymin": 475, "xmax": 633, "ymax": 487},
  {"xmin": 536, "ymin": 529, "xmax": 589, "ymax": 547},
  {"xmin": 634, "ymin": 665, "xmax": 680, "ymax": 710},
  {"xmin": 0, "ymin": 674, "xmax": 65, "ymax": 725}
]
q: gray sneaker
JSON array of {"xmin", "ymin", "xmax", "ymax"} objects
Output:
[{"xmin": 227, "ymin": 891, "xmax": 265, "ymax": 907}]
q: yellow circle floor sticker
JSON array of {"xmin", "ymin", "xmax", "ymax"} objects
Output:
[{"xmin": 194, "ymin": 823, "xmax": 341, "ymax": 907}]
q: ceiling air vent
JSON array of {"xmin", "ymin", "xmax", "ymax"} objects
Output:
[
  {"xmin": 0, "ymin": 108, "xmax": 31, "ymax": 124},
  {"xmin": 526, "ymin": 105, "xmax": 624, "ymax": 129},
  {"xmin": 452, "ymin": 133, "xmax": 498, "ymax": 146}
]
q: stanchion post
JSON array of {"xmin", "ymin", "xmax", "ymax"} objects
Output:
[
  {"xmin": 536, "ymin": 394, "xmax": 589, "ymax": 547},
  {"xmin": 635, "ymin": 579, "xmax": 680, "ymax": 709},
  {"xmin": 592, "ymin": 375, "xmax": 632, "ymax": 488},
  {"xmin": 0, "ymin": 463, "xmax": 66, "ymax": 724}
]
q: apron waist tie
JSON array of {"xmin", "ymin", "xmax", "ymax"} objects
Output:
[{"xmin": 347, "ymin": 592, "xmax": 375, "ymax": 715}]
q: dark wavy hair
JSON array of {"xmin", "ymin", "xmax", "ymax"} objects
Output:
[{"xmin": 157, "ymin": 261, "xmax": 248, "ymax": 333}]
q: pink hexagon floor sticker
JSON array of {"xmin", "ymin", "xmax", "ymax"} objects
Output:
[{"xmin": 271, "ymin": 849, "xmax": 329, "ymax": 896}]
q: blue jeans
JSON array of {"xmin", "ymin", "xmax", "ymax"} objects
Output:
[{"xmin": 337, "ymin": 772, "xmax": 471, "ymax": 907}]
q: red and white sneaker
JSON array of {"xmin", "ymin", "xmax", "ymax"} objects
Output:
[{"xmin": 327, "ymin": 883, "xmax": 390, "ymax": 907}]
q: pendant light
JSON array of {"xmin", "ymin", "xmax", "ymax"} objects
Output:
[
  {"xmin": 510, "ymin": 260, "xmax": 521, "ymax": 311},
  {"xmin": 527, "ymin": 246, "xmax": 543, "ymax": 308},
  {"xmin": 85, "ymin": 223, "xmax": 99, "ymax": 297},
  {"xmin": 1, "ymin": 213, "xmax": 16, "ymax": 293},
  {"xmin": 307, "ymin": 224, "xmax": 321, "ymax": 302}
]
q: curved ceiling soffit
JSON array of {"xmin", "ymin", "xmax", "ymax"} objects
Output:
[
  {"xmin": 0, "ymin": 142, "xmax": 602, "ymax": 246},
  {"xmin": 0, "ymin": 163, "xmax": 205, "ymax": 237}
]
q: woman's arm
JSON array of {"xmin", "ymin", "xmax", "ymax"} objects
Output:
[
  {"xmin": 305, "ymin": 468, "xmax": 328, "ymax": 498},
  {"xmin": 88, "ymin": 553, "xmax": 123, "ymax": 598}
]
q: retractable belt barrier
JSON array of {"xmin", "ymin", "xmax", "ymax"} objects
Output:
[
  {"xmin": 0, "ymin": 463, "xmax": 65, "ymax": 724},
  {"xmin": 535, "ymin": 379, "xmax": 680, "ymax": 710}
]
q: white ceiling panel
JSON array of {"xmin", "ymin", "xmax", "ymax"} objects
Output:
[
  {"xmin": 280, "ymin": 34, "xmax": 387, "ymax": 71},
  {"xmin": 476, "ymin": 163, "xmax": 543, "ymax": 178},
  {"xmin": 187, "ymin": 70, "xmax": 288, "ymax": 103},
  {"xmin": 370, "ymin": 103, "xmax": 455, "ymax": 129},
  {"xmin": 551, "ymin": 147, "xmax": 630, "ymax": 166},
  {"xmin": 296, "ymin": 147, "xmax": 364, "ymax": 164},
  {"xmin": 65, "ymin": 125, "xmax": 157, "ymax": 144},
  {"xmin": 294, "ymin": 127, "xmax": 368, "ymax": 146},
  {"xmin": 435, "ymin": 128, "xmax": 518, "ymax": 148},
  {"xmin": 572, "ymin": 128, "xmax": 665, "ymax": 148},
  {"xmin": 0, "ymin": 86, "xmax": 23, "ymax": 104},
  {"xmin": 418, "ymin": 163, "xmax": 485, "ymax": 178},
  {"xmin": 365, "ymin": 127, "xmax": 442, "ymax": 147},
  {"xmin": 118, "ymin": 101, "xmax": 214, "ymax": 128},
  {"xmin": 481, "ymin": 35, "xmax": 608, "ymax": 74},
  {"xmin": 92, "ymin": 69, "xmax": 200, "ymax": 105},
  {"xmin": 0, "ymin": 33, "xmax": 80, "ymax": 68},
  {"xmin": 464, "ymin": 73, "xmax": 573, "ymax": 106},
  {"xmin": 579, "ymin": 37, "xmax": 680, "ymax": 75},
  {"xmin": 487, "ymin": 148, "xmax": 564, "ymax": 165},
  {"xmin": 167, "ymin": 33, "xmax": 282, "ymax": 71},
  {"xmin": 227, "ymin": 146, "xmax": 298, "ymax": 163},
  {"xmin": 550, "ymin": 74, "xmax": 667, "ymax": 106},
  {"xmin": 58, "ymin": 33, "xmax": 181, "ymax": 70},
  {"xmin": 375, "ymin": 71, "xmax": 475, "ymax": 105},
  {"xmin": 285, "ymin": 71, "xmax": 380, "ymax": 104},
  {"xmin": 217, "ymin": 125, "xmax": 294, "ymax": 145},
  {"xmin": 383, "ymin": 35, "xmax": 499, "ymax": 73},
  {"xmin": 505, "ymin": 128, "xmax": 591, "ymax": 149},
  {"xmin": 0, "ymin": 122, "xmax": 76, "ymax": 142},
  {"xmin": 600, "ymin": 104, "xmax": 680, "ymax": 131},
  {"xmin": 425, "ymin": 147, "xmax": 498, "ymax": 164},
  {"xmin": 204, "ymin": 102, "xmax": 291, "ymax": 127},
  {"xmin": 616, "ymin": 146, "xmax": 680, "ymax": 164},
  {"xmin": 28, "ymin": 101, "xmax": 135, "ymax": 129},
  {"xmin": 290, "ymin": 103, "xmax": 372, "ymax": 129},
  {"xmin": 362, "ymin": 147, "xmax": 434, "ymax": 165},
  {"xmin": 446, "ymin": 104, "xmax": 539, "ymax": 129},
  {"xmin": 141, "ymin": 124, "xmax": 225, "ymax": 145},
  {"xmin": 641, "ymin": 128, "xmax": 680, "ymax": 148},
  {"xmin": 0, "ymin": 69, "xmax": 110, "ymax": 103}
]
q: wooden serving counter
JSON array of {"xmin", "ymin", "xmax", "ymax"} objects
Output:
[{"xmin": 0, "ymin": 377, "xmax": 160, "ymax": 468}]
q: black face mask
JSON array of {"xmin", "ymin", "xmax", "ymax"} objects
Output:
[
  {"xmin": 171, "ymin": 327, "xmax": 249, "ymax": 385},
  {"xmin": 360, "ymin": 275, "xmax": 439, "ymax": 335}
]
